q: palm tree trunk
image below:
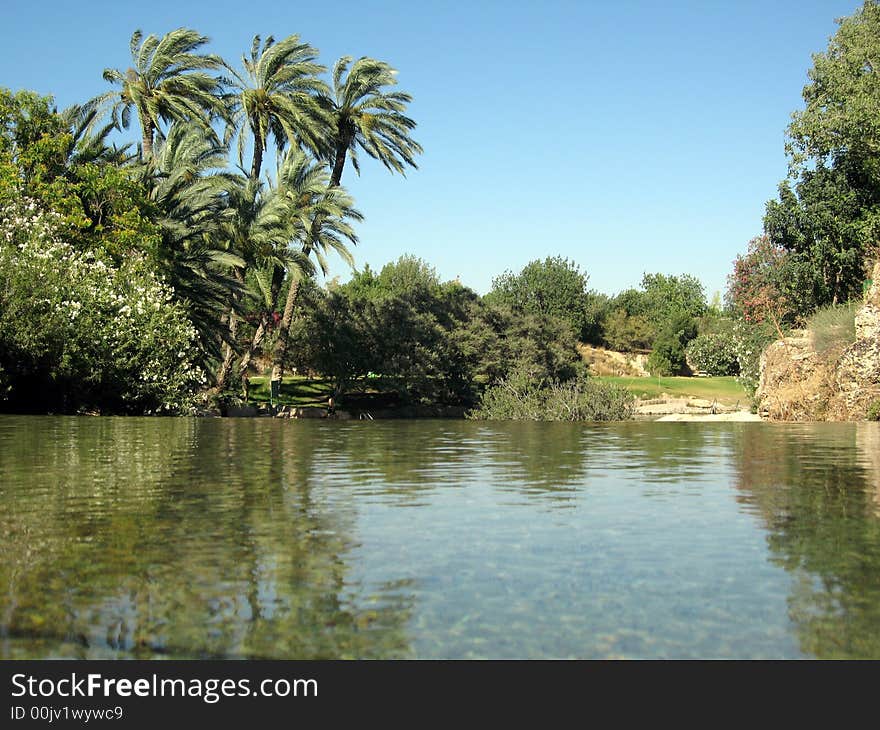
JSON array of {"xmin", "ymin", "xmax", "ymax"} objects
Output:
[
  {"xmin": 214, "ymin": 314, "xmax": 238, "ymax": 391},
  {"xmin": 141, "ymin": 118, "xmax": 154, "ymax": 161},
  {"xmin": 236, "ymin": 264, "xmax": 284, "ymax": 390},
  {"xmin": 250, "ymin": 129, "xmax": 264, "ymax": 181},
  {"xmin": 214, "ymin": 268, "xmax": 247, "ymax": 391},
  {"xmin": 269, "ymin": 274, "xmax": 303, "ymax": 384},
  {"xmin": 329, "ymin": 141, "xmax": 347, "ymax": 187}
]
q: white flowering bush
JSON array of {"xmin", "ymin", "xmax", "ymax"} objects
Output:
[
  {"xmin": 731, "ymin": 319, "xmax": 775, "ymax": 399},
  {"xmin": 685, "ymin": 332, "xmax": 740, "ymax": 376},
  {"xmin": 0, "ymin": 199, "xmax": 205, "ymax": 413}
]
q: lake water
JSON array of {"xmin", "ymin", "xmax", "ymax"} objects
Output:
[{"xmin": 1, "ymin": 416, "xmax": 879, "ymax": 659}]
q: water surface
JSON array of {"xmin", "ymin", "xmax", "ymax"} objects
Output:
[{"xmin": 1, "ymin": 416, "xmax": 879, "ymax": 659}]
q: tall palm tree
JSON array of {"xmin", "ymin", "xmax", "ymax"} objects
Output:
[
  {"xmin": 143, "ymin": 122, "xmax": 243, "ymax": 364},
  {"xmin": 323, "ymin": 55, "xmax": 423, "ymax": 187},
  {"xmin": 269, "ymin": 152, "xmax": 361, "ymax": 383},
  {"xmin": 267, "ymin": 56, "xmax": 421, "ymax": 387},
  {"xmin": 212, "ymin": 169, "xmax": 316, "ymax": 392},
  {"xmin": 93, "ymin": 28, "xmax": 225, "ymax": 161},
  {"xmin": 222, "ymin": 34, "xmax": 329, "ymax": 181}
]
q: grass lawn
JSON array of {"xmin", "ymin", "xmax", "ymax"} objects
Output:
[
  {"xmin": 247, "ymin": 375, "xmax": 397, "ymax": 408},
  {"xmin": 247, "ymin": 376, "xmax": 334, "ymax": 406},
  {"xmin": 248, "ymin": 373, "xmax": 747, "ymax": 409},
  {"xmin": 597, "ymin": 376, "xmax": 747, "ymax": 406}
]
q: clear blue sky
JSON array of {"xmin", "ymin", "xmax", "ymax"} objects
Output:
[{"xmin": 0, "ymin": 0, "xmax": 863, "ymax": 299}]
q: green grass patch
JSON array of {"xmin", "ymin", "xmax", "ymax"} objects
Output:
[
  {"xmin": 596, "ymin": 376, "xmax": 747, "ymax": 405},
  {"xmin": 247, "ymin": 375, "xmax": 396, "ymax": 408},
  {"xmin": 247, "ymin": 376, "xmax": 334, "ymax": 406}
]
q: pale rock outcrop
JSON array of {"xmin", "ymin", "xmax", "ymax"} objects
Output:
[{"xmin": 756, "ymin": 262, "xmax": 880, "ymax": 421}]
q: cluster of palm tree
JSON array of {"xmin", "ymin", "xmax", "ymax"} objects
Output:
[{"xmin": 86, "ymin": 27, "xmax": 421, "ymax": 395}]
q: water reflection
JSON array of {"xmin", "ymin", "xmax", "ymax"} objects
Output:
[
  {"xmin": 0, "ymin": 417, "xmax": 413, "ymax": 659},
  {"xmin": 732, "ymin": 422, "xmax": 880, "ymax": 658},
  {"xmin": 3, "ymin": 416, "xmax": 880, "ymax": 658}
]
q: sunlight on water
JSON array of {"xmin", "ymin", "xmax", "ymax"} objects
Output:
[{"xmin": 1, "ymin": 416, "xmax": 879, "ymax": 659}]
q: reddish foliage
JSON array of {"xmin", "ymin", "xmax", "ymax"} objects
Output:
[{"xmin": 728, "ymin": 235, "xmax": 791, "ymax": 325}]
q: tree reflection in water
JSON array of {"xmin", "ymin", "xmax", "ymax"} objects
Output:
[
  {"xmin": 733, "ymin": 422, "xmax": 880, "ymax": 658},
  {"xmin": 0, "ymin": 417, "xmax": 414, "ymax": 659}
]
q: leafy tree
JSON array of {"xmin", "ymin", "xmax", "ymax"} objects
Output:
[
  {"xmin": 485, "ymin": 256, "xmax": 600, "ymax": 342},
  {"xmin": 728, "ymin": 234, "xmax": 809, "ymax": 327},
  {"xmin": 761, "ymin": 1, "xmax": 880, "ymax": 312},
  {"xmin": 0, "ymin": 88, "xmax": 162, "ymax": 258},
  {"xmin": 764, "ymin": 160, "xmax": 876, "ymax": 309},
  {"xmin": 600, "ymin": 307, "xmax": 653, "ymax": 352},
  {"xmin": 640, "ymin": 272, "xmax": 707, "ymax": 323},
  {"xmin": 94, "ymin": 28, "xmax": 225, "ymax": 160},
  {"xmin": 786, "ymin": 1, "xmax": 880, "ymax": 176},
  {"xmin": 646, "ymin": 311, "xmax": 698, "ymax": 376}
]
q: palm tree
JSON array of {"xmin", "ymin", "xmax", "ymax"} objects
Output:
[
  {"xmin": 267, "ymin": 56, "xmax": 421, "ymax": 387},
  {"xmin": 269, "ymin": 152, "xmax": 361, "ymax": 383},
  {"xmin": 144, "ymin": 122, "xmax": 243, "ymax": 364},
  {"xmin": 222, "ymin": 34, "xmax": 328, "ymax": 181},
  {"xmin": 323, "ymin": 55, "xmax": 423, "ymax": 188},
  {"xmin": 93, "ymin": 28, "xmax": 225, "ymax": 161},
  {"xmin": 60, "ymin": 103, "xmax": 134, "ymax": 168},
  {"xmin": 212, "ymin": 168, "xmax": 317, "ymax": 392}
]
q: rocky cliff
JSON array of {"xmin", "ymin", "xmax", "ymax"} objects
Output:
[{"xmin": 756, "ymin": 262, "xmax": 880, "ymax": 421}]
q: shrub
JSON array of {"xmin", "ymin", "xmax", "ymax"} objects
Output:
[
  {"xmin": 467, "ymin": 364, "xmax": 634, "ymax": 421},
  {"xmin": 867, "ymin": 400, "xmax": 880, "ymax": 422},
  {"xmin": 0, "ymin": 199, "xmax": 205, "ymax": 413},
  {"xmin": 646, "ymin": 312, "xmax": 698, "ymax": 376},
  {"xmin": 685, "ymin": 333, "xmax": 740, "ymax": 375},
  {"xmin": 731, "ymin": 319, "xmax": 776, "ymax": 399},
  {"xmin": 601, "ymin": 307, "xmax": 653, "ymax": 351},
  {"xmin": 806, "ymin": 302, "xmax": 857, "ymax": 355}
]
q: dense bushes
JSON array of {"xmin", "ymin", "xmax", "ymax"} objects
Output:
[
  {"xmin": 467, "ymin": 364, "xmax": 634, "ymax": 421},
  {"xmin": 287, "ymin": 256, "xmax": 583, "ymax": 406},
  {"xmin": 0, "ymin": 200, "xmax": 205, "ymax": 413},
  {"xmin": 685, "ymin": 333, "xmax": 740, "ymax": 376}
]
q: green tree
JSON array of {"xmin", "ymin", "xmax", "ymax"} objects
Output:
[
  {"xmin": 485, "ymin": 256, "xmax": 600, "ymax": 342},
  {"xmin": 640, "ymin": 272, "xmax": 707, "ymax": 323},
  {"xmin": 646, "ymin": 311, "xmax": 698, "ymax": 376},
  {"xmin": 94, "ymin": 28, "xmax": 224, "ymax": 160},
  {"xmin": 786, "ymin": 1, "xmax": 880, "ymax": 176},
  {"xmin": 764, "ymin": 160, "xmax": 877, "ymax": 310},
  {"xmin": 762, "ymin": 1, "xmax": 880, "ymax": 311},
  {"xmin": 0, "ymin": 88, "xmax": 160, "ymax": 258}
]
